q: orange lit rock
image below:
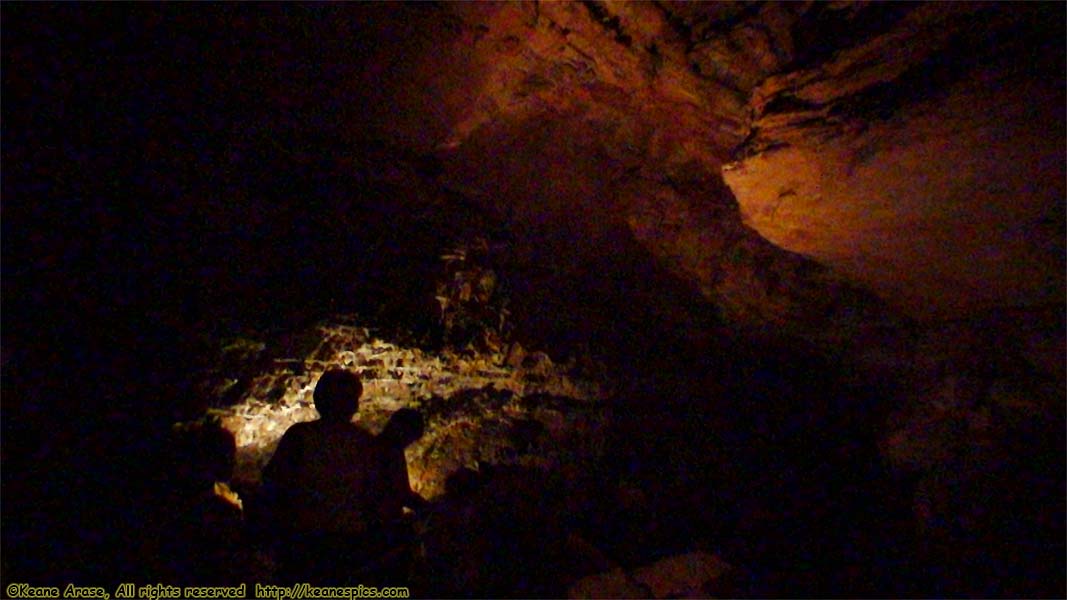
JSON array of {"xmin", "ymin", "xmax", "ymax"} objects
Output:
[
  {"xmin": 725, "ymin": 6, "xmax": 1065, "ymax": 318},
  {"xmin": 336, "ymin": 2, "xmax": 1061, "ymax": 334}
]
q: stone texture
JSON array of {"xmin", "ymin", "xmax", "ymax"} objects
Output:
[
  {"xmin": 6, "ymin": 3, "xmax": 1064, "ymax": 594},
  {"xmin": 314, "ymin": 1, "xmax": 1063, "ymax": 334},
  {"xmin": 202, "ymin": 316, "xmax": 607, "ymax": 496},
  {"xmin": 569, "ymin": 551, "xmax": 733, "ymax": 599},
  {"xmin": 632, "ymin": 551, "xmax": 733, "ymax": 599},
  {"xmin": 724, "ymin": 3, "xmax": 1065, "ymax": 318},
  {"xmin": 567, "ymin": 568, "xmax": 648, "ymax": 599},
  {"xmin": 185, "ymin": 4, "xmax": 1061, "ymax": 592},
  {"xmin": 877, "ymin": 304, "xmax": 1065, "ymax": 595}
]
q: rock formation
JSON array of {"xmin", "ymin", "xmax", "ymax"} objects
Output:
[{"xmin": 2, "ymin": 1, "xmax": 1063, "ymax": 596}]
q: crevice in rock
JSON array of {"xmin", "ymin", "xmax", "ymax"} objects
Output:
[
  {"xmin": 786, "ymin": 2, "xmax": 917, "ymax": 71},
  {"xmin": 579, "ymin": 0, "xmax": 633, "ymax": 48}
]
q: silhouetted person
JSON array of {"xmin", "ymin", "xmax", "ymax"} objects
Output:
[
  {"xmin": 262, "ymin": 369, "xmax": 383, "ymax": 584},
  {"xmin": 377, "ymin": 408, "xmax": 429, "ymax": 525},
  {"xmin": 158, "ymin": 422, "xmax": 245, "ymax": 585},
  {"xmin": 368, "ymin": 408, "xmax": 428, "ymax": 585},
  {"xmin": 423, "ymin": 467, "xmax": 492, "ymax": 595}
]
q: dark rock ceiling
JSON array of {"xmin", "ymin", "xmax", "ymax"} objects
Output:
[
  {"xmin": 377, "ymin": 0, "xmax": 1065, "ymax": 321},
  {"xmin": 100, "ymin": 1, "xmax": 1063, "ymax": 324},
  {"xmin": 6, "ymin": 2, "xmax": 1063, "ymax": 337}
]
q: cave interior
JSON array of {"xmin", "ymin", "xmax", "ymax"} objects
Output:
[{"xmin": 2, "ymin": 2, "xmax": 1065, "ymax": 597}]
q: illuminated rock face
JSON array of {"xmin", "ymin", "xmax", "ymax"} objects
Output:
[
  {"xmin": 209, "ymin": 318, "xmax": 606, "ymax": 498},
  {"xmin": 335, "ymin": 1, "xmax": 1062, "ymax": 324},
  {"xmin": 723, "ymin": 4, "xmax": 1066, "ymax": 318}
]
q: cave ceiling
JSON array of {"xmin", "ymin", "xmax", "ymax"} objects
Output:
[
  {"xmin": 8, "ymin": 1, "xmax": 1061, "ymax": 339},
  {"xmin": 330, "ymin": 1, "xmax": 1064, "ymax": 321}
]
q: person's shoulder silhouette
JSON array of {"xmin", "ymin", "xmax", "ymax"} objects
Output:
[{"xmin": 263, "ymin": 369, "xmax": 380, "ymax": 535}]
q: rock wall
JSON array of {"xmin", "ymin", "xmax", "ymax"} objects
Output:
[
  {"xmin": 4, "ymin": 2, "xmax": 1063, "ymax": 594},
  {"xmin": 198, "ymin": 317, "xmax": 607, "ymax": 498},
  {"xmin": 723, "ymin": 3, "xmax": 1065, "ymax": 317},
  {"xmin": 322, "ymin": 1, "xmax": 1063, "ymax": 335}
]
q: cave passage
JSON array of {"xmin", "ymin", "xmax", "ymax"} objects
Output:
[{"xmin": 2, "ymin": 2, "xmax": 1064, "ymax": 598}]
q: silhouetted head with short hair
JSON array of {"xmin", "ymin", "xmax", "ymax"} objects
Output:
[
  {"xmin": 380, "ymin": 408, "xmax": 425, "ymax": 449},
  {"xmin": 313, "ymin": 369, "xmax": 363, "ymax": 421}
]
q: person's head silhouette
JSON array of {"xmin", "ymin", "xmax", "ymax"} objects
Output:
[
  {"xmin": 380, "ymin": 408, "xmax": 425, "ymax": 449},
  {"xmin": 313, "ymin": 369, "xmax": 363, "ymax": 421}
]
